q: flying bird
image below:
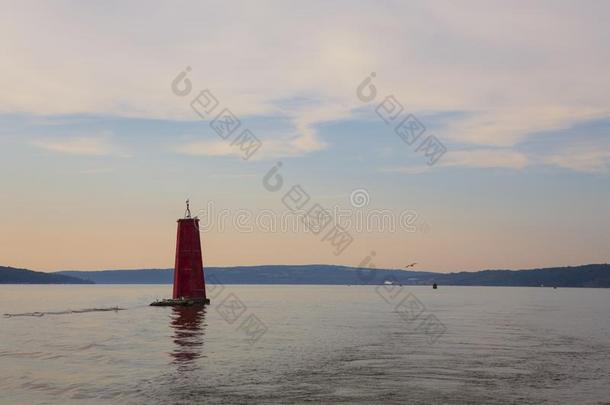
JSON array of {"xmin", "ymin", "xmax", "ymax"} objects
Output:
[{"xmin": 405, "ymin": 262, "xmax": 417, "ymax": 268}]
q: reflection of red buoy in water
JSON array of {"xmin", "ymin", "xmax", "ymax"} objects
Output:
[
  {"xmin": 151, "ymin": 200, "xmax": 210, "ymax": 307},
  {"xmin": 170, "ymin": 306, "xmax": 206, "ymax": 367},
  {"xmin": 432, "ymin": 283, "xmax": 438, "ymax": 289}
]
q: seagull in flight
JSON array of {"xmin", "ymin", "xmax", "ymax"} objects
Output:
[{"xmin": 405, "ymin": 262, "xmax": 417, "ymax": 269}]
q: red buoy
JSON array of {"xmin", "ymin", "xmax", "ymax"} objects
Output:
[
  {"xmin": 151, "ymin": 200, "xmax": 209, "ymax": 306},
  {"xmin": 173, "ymin": 200, "xmax": 207, "ymax": 300}
]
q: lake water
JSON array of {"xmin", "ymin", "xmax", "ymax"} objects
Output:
[{"xmin": 1, "ymin": 285, "xmax": 609, "ymax": 404}]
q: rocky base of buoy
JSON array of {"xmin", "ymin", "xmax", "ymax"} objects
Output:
[{"xmin": 150, "ymin": 298, "xmax": 210, "ymax": 307}]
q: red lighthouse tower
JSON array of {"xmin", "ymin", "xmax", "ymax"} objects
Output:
[{"xmin": 151, "ymin": 200, "xmax": 210, "ymax": 306}]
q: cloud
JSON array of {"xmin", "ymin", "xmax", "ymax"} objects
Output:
[
  {"xmin": 441, "ymin": 149, "xmax": 529, "ymax": 169},
  {"xmin": 544, "ymin": 147, "xmax": 610, "ymax": 174},
  {"xmin": 2, "ymin": 1, "xmax": 609, "ymax": 165},
  {"xmin": 173, "ymin": 131, "xmax": 326, "ymax": 160},
  {"xmin": 78, "ymin": 167, "xmax": 115, "ymax": 174},
  {"xmin": 379, "ymin": 148, "xmax": 529, "ymax": 173},
  {"xmin": 378, "ymin": 166, "xmax": 432, "ymax": 175},
  {"xmin": 173, "ymin": 140, "xmax": 237, "ymax": 158},
  {"xmin": 380, "ymin": 145, "xmax": 610, "ymax": 174},
  {"xmin": 30, "ymin": 136, "xmax": 128, "ymax": 157}
]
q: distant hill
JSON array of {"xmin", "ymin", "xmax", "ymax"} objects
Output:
[
  {"xmin": 56, "ymin": 264, "xmax": 610, "ymax": 287},
  {"xmin": 437, "ymin": 264, "xmax": 610, "ymax": 287},
  {"xmin": 58, "ymin": 265, "xmax": 436, "ymax": 285},
  {"xmin": 0, "ymin": 266, "xmax": 94, "ymax": 284},
  {"xmin": 2, "ymin": 264, "xmax": 607, "ymax": 287}
]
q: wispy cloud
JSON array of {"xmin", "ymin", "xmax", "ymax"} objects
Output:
[
  {"xmin": 441, "ymin": 149, "xmax": 529, "ymax": 169},
  {"xmin": 380, "ymin": 148, "xmax": 529, "ymax": 173},
  {"xmin": 173, "ymin": 140, "xmax": 237, "ymax": 158},
  {"xmin": 380, "ymin": 146, "xmax": 610, "ymax": 175},
  {"xmin": 78, "ymin": 167, "xmax": 115, "ymax": 175},
  {"xmin": 544, "ymin": 147, "xmax": 610, "ymax": 174},
  {"xmin": 2, "ymin": 2, "xmax": 609, "ymax": 174},
  {"xmin": 173, "ymin": 133, "xmax": 325, "ymax": 160},
  {"xmin": 378, "ymin": 166, "xmax": 433, "ymax": 175},
  {"xmin": 30, "ymin": 136, "xmax": 128, "ymax": 157}
]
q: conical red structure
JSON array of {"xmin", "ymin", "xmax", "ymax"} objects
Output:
[
  {"xmin": 150, "ymin": 201, "xmax": 209, "ymax": 306},
  {"xmin": 173, "ymin": 201, "xmax": 207, "ymax": 300}
]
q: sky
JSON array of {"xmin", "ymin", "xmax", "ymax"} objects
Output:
[{"xmin": 0, "ymin": 1, "xmax": 609, "ymax": 272}]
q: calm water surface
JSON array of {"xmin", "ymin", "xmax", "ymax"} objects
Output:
[{"xmin": 1, "ymin": 285, "xmax": 609, "ymax": 404}]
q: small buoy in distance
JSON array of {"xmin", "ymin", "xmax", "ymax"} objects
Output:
[{"xmin": 432, "ymin": 282, "xmax": 438, "ymax": 289}]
